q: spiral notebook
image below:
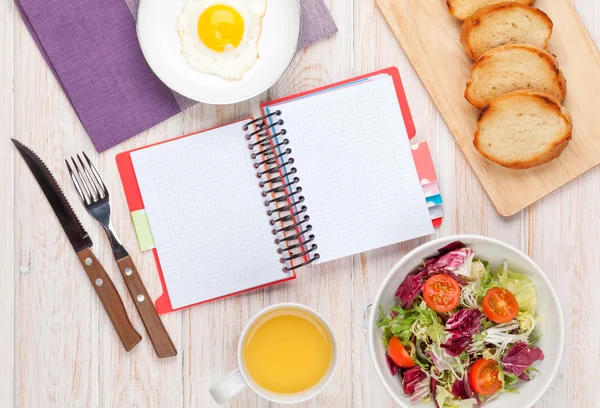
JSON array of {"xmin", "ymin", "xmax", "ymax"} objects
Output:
[{"xmin": 117, "ymin": 67, "xmax": 435, "ymax": 313}]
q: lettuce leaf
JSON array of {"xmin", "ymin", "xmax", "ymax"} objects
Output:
[
  {"xmin": 480, "ymin": 264, "xmax": 499, "ymax": 293},
  {"xmin": 460, "ymin": 262, "xmax": 497, "ymax": 308},
  {"xmin": 431, "ymin": 378, "xmax": 440, "ymax": 408},
  {"xmin": 377, "ymin": 306, "xmax": 413, "ymax": 345},
  {"xmin": 378, "ymin": 302, "xmax": 445, "ymax": 346},
  {"xmin": 498, "ymin": 369, "xmax": 520, "ymax": 391},
  {"xmin": 515, "ymin": 311, "xmax": 538, "ymax": 338},
  {"xmin": 435, "ymin": 386, "xmax": 478, "ymax": 408},
  {"xmin": 469, "ymin": 260, "xmax": 487, "ymax": 282},
  {"xmin": 428, "ymin": 343, "xmax": 466, "ymax": 383},
  {"xmin": 496, "ymin": 261, "xmax": 538, "ymax": 314},
  {"xmin": 411, "ymin": 301, "xmax": 446, "ymax": 344}
]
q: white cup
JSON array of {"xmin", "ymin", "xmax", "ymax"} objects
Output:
[{"xmin": 209, "ymin": 303, "xmax": 339, "ymax": 404}]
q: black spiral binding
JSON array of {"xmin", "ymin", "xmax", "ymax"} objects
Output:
[{"xmin": 243, "ymin": 111, "xmax": 320, "ymax": 272}]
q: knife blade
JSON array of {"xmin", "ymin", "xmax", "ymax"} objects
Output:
[
  {"xmin": 12, "ymin": 139, "xmax": 92, "ymax": 252},
  {"xmin": 12, "ymin": 139, "xmax": 142, "ymax": 351}
]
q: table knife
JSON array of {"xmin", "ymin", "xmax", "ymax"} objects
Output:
[{"xmin": 12, "ymin": 139, "xmax": 142, "ymax": 351}]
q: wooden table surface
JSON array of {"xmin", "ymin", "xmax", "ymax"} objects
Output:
[{"xmin": 1, "ymin": 0, "xmax": 598, "ymax": 407}]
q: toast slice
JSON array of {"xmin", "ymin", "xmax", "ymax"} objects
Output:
[
  {"xmin": 465, "ymin": 44, "xmax": 566, "ymax": 109},
  {"xmin": 447, "ymin": 0, "xmax": 534, "ymax": 21},
  {"xmin": 474, "ymin": 91, "xmax": 572, "ymax": 169},
  {"xmin": 461, "ymin": 3, "xmax": 553, "ymax": 60}
]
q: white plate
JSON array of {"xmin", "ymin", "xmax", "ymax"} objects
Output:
[
  {"xmin": 368, "ymin": 235, "xmax": 565, "ymax": 408},
  {"xmin": 136, "ymin": 0, "xmax": 301, "ymax": 104}
]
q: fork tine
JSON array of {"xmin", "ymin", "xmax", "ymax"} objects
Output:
[
  {"xmin": 82, "ymin": 152, "xmax": 108, "ymax": 197},
  {"xmin": 77, "ymin": 154, "xmax": 102, "ymax": 201},
  {"xmin": 71, "ymin": 157, "xmax": 95, "ymax": 203},
  {"xmin": 66, "ymin": 159, "xmax": 87, "ymax": 205}
]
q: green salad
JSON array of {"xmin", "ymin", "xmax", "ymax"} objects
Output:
[{"xmin": 378, "ymin": 241, "xmax": 544, "ymax": 407}]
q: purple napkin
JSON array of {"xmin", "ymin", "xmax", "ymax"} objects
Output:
[{"xmin": 15, "ymin": 0, "xmax": 338, "ymax": 153}]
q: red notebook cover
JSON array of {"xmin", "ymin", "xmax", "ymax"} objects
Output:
[{"xmin": 116, "ymin": 67, "xmax": 433, "ymax": 313}]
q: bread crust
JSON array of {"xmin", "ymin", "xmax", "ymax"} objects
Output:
[
  {"xmin": 473, "ymin": 91, "xmax": 572, "ymax": 169},
  {"xmin": 465, "ymin": 44, "xmax": 567, "ymax": 109},
  {"xmin": 460, "ymin": 3, "xmax": 553, "ymax": 60},
  {"xmin": 447, "ymin": 0, "xmax": 534, "ymax": 21}
]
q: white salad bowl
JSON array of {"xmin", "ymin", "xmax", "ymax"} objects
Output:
[{"xmin": 368, "ymin": 235, "xmax": 564, "ymax": 408}]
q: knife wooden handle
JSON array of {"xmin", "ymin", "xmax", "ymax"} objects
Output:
[
  {"xmin": 77, "ymin": 248, "xmax": 142, "ymax": 351},
  {"xmin": 116, "ymin": 256, "xmax": 177, "ymax": 358}
]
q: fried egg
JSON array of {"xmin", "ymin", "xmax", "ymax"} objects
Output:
[{"xmin": 176, "ymin": 0, "xmax": 267, "ymax": 81}]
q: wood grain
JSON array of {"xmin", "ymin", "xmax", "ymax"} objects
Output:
[
  {"xmin": 528, "ymin": 4, "xmax": 600, "ymax": 408},
  {"xmin": 12, "ymin": 17, "xmax": 102, "ymax": 407},
  {"xmin": 116, "ymin": 256, "xmax": 177, "ymax": 358},
  {"xmin": 2, "ymin": 0, "xmax": 599, "ymax": 407},
  {"xmin": 1, "ymin": 1, "xmax": 15, "ymax": 407},
  {"xmin": 528, "ymin": 167, "xmax": 600, "ymax": 407},
  {"xmin": 376, "ymin": 0, "xmax": 600, "ymax": 216},
  {"xmin": 98, "ymin": 98, "xmax": 185, "ymax": 408}
]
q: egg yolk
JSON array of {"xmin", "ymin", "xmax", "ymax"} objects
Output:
[{"xmin": 198, "ymin": 5, "xmax": 244, "ymax": 52}]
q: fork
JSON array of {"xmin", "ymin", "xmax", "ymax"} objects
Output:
[{"xmin": 66, "ymin": 153, "xmax": 177, "ymax": 358}]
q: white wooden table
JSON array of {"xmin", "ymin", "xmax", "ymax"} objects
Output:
[{"xmin": 1, "ymin": 0, "xmax": 599, "ymax": 407}]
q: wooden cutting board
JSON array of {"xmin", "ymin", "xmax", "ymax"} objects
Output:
[{"xmin": 376, "ymin": 0, "xmax": 600, "ymax": 216}]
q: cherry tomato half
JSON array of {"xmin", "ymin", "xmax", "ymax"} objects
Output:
[
  {"xmin": 422, "ymin": 274, "xmax": 461, "ymax": 313},
  {"xmin": 482, "ymin": 287, "xmax": 519, "ymax": 323},
  {"xmin": 387, "ymin": 336, "xmax": 416, "ymax": 368},
  {"xmin": 469, "ymin": 358, "xmax": 502, "ymax": 396}
]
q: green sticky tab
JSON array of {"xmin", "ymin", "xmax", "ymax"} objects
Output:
[{"xmin": 131, "ymin": 210, "xmax": 155, "ymax": 252}]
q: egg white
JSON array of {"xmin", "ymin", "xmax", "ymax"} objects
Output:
[{"xmin": 176, "ymin": 0, "xmax": 267, "ymax": 81}]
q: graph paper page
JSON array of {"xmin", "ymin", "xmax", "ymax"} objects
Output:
[
  {"xmin": 265, "ymin": 74, "xmax": 433, "ymax": 264},
  {"xmin": 130, "ymin": 120, "xmax": 290, "ymax": 309}
]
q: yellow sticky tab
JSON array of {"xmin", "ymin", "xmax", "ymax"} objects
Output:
[{"xmin": 131, "ymin": 209, "xmax": 155, "ymax": 252}]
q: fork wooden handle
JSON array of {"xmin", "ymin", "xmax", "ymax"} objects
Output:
[
  {"xmin": 77, "ymin": 248, "xmax": 142, "ymax": 351},
  {"xmin": 116, "ymin": 256, "xmax": 177, "ymax": 358}
]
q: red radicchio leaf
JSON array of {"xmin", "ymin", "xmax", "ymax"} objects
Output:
[
  {"xmin": 451, "ymin": 373, "xmax": 481, "ymax": 405},
  {"xmin": 446, "ymin": 309, "xmax": 483, "ymax": 335},
  {"xmin": 437, "ymin": 241, "xmax": 467, "ymax": 256},
  {"xmin": 502, "ymin": 342, "xmax": 545, "ymax": 380},
  {"xmin": 432, "ymin": 248, "xmax": 467, "ymax": 271},
  {"xmin": 386, "ymin": 354, "xmax": 401, "ymax": 377},
  {"xmin": 421, "ymin": 241, "xmax": 466, "ymax": 271},
  {"xmin": 451, "ymin": 377, "xmax": 469, "ymax": 399},
  {"xmin": 422, "ymin": 256, "xmax": 439, "ymax": 270},
  {"xmin": 442, "ymin": 309, "xmax": 483, "ymax": 357},
  {"xmin": 430, "ymin": 247, "xmax": 473, "ymax": 275},
  {"xmin": 402, "ymin": 366, "xmax": 427, "ymax": 396},
  {"xmin": 442, "ymin": 336, "xmax": 474, "ymax": 357},
  {"xmin": 398, "ymin": 242, "xmax": 470, "ymax": 310},
  {"xmin": 446, "ymin": 271, "xmax": 470, "ymax": 287},
  {"xmin": 395, "ymin": 270, "xmax": 429, "ymax": 309}
]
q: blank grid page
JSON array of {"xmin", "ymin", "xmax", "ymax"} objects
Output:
[
  {"xmin": 131, "ymin": 120, "xmax": 289, "ymax": 309},
  {"xmin": 267, "ymin": 75, "xmax": 433, "ymax": 263}
]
